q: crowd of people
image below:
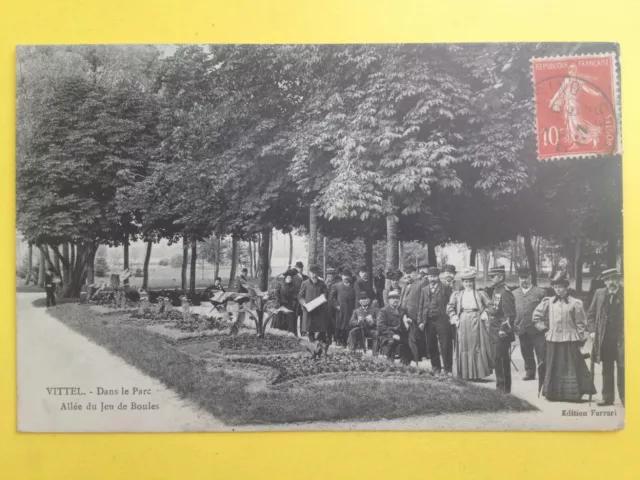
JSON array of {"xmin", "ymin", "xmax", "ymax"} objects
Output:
[{"xmin": 265, "ymin": 260, "xmax": 624, "ymax": 406}]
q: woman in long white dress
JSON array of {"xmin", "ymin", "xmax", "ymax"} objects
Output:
[{"xmin": 447, "ymin": 267, "xmax": 494, "ymax": 380}]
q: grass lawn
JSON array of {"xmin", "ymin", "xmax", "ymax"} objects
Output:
[
  {"xmin": 16, "ymin": 284, "xmax": 45, "ymax": 293},
  {"xmin": 43, "ymin": 302, "xmax": 537, "ymax": 426}
]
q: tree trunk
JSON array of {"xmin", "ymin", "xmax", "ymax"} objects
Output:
[
  {"xmin": 480, "ymin": 250, "xmax": 490, "ymax": 284},
  {"xmin": 259, "ymin": 227, "xmax": 271, "ymax": 292},
  {"xmin": 253, "ymin": 240, "xmax": 258, "ymax": 276},
  {"xmin": 122, "ymin": 235, "xmax": 130, "ymax": 285},
  {"xmin": 386, "ymin": 214, "xmax": 399, "ymax": 272},
  {"xmin": 26, "ymin": 243, "xmax": 33, "ymax": 285},
  {"xmin": 288, "ymin": 232, "xmax": 294, "ymax": 268},
  {"xmin": 190, "ymin": 238, "xmax": 197, "ymax": 293},
  {"xmin": 142, "ymin": 239, "xmax": 152, "ymax": 290},
  {"xmin": 398, "ymin": 241, "xmax": 404, "ymax": 269},
  {"xmin": 50, "ymin": 242, "xmax": 95, "ymax": 298},
  {"xmin": 323, "ymin": 236, "xmax": 327, "ymax": 278},
  {"xmin": 574, "ymin": 237, "xmax": 584, "ymax": 294},
  {"xmin": 38, "ymin": 246, "xmax": 46, "ymax": 287},
  {"xmin": 536, "ymin": 237, "xmax": 542, "ymax": 273},
  {"xmin": 181, "ymin": 235, "xmax": 188, "ymax": 291},
  {"xmin": 70, "ymin": 243, "xmax": 76, "ymax": 274},
  {"xmin": 427, "ymin": 243, "xmax": 437, "ymax": 267},
  {"xmin": 509, "ymin": 240, "xmax": 514, "ymax": 275},
  {"xmin": 308, "ymin": 205, "xmax": 318, "ymax": 267},
  {"xmin": 62, "ymin": 243, "xmax": 70, "ymax": 288},
  {"xmin": 269, "ymin": 230, "xmax": 274, "ymax": 278},
  {"xmin": 469, "ymin": 246, "xmax": 477, "ymax": 267},
  {"xmin": 214, "ymin": 235, "xmax": 221, "ymax": 280},
  {"xmin": 565, "ymin": 241, "xmax": 575, "ymax": 279},
  {"xmin": 606, "ymin": 234, "xmax": 618, "ymax": 269},
  {"xmin": 523, "ymin": 232, "xmax": 538, "ymax": 286},
  {"xmin": 248, "ymin": 240, "xmax": 254, "ymax": 278},
  {"xmin": 228, "ymin": 236, "xmax": 238, "ymax": 288},
  {"xmin": 365, "ymin": 235, "xmax": 374, "ymax": 289},
  {"xmin": 53, "ymin": 247, "xmax": 61, "ymax": 278},
  {"xmin": 85, "ymin": 244, "xmax": 96, "ymax": 288}
]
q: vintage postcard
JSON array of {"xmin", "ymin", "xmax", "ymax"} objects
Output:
[{"xmin": 16, "ymin": 42, "xmax": 623, "ymax": 432}]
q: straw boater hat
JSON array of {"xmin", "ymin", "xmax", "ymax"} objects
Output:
[
  {"xmin": 599, "ymin": 268, "xmax": 620, "ymax": 281},
  {"xmin": 550, "ymin": 271, "xmax": 570, "ymax": 286},
  {"xmin": 488, "ymin": 265, "xmax": 506, "ymax": 277},
  {"xmin": 459, "ymin": 267, "xmax": 478, "ymax": 280},
  {"xmin": 325, "ymin": 267, "xmax": 336, "ymax": 275},
  {"xmin": 387, "ymin": 290, "xmax": 400, "ymax": 299}
]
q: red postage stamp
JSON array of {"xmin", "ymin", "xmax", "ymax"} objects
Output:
[{"xmin": 531, "ymin": 53, "xmax": 621, "ymax": 160}]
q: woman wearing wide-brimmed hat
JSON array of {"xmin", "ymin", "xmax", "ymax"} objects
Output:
[
  {"xmin": 532, "ymin": 272, "xmax": 596, "ymax": 402},
  {"xmin": 446, "ymin": 267, "xmax": 494, "ymax": 380}
]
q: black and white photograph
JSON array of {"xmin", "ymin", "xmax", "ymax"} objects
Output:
[{"xmin": 15, "ymin": 42, "xmax": 624, "ymax": 432}]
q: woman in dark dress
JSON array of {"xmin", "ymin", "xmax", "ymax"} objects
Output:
[{"xmin": 532, "ymin": 272, "xmax": 596, "ymax": 402}]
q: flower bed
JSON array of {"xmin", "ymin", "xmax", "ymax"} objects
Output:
[
  {"xmin": 130, "ymin": 308, "xmax": 230, "ymax": 332},
  {"xmin": 231, "ymin": 350, "xmax": 426, "ymax": 385},
  {"xmin": 217, "ymin": 333, "xmax": 303, "ymax": 353}
]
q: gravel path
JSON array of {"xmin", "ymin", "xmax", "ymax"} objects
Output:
[
  {"xmin": 17, "ymin": 293, "xmax": 223, "ymax": 432},
  {"xmin": 17, "ymin": 292, "xmax": 624, "ymax": 432}
]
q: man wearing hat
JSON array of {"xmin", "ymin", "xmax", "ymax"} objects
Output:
[
  {"xmin": 330, "ymin": 268, "xmax": 357, "ymax": 347},
  {"xmin": 373, "ymin": 267, "xmax": 386, "ymax": 307},
  {"xmin": 400, "ymin": 264, "xmax": 427, "ymax": 365},
  {"xmin": 443, "ymin": 264, "xmax": 462, "ymax": 292},
  {"xmin": 486, "ymin": 265, "xmax": 517, "ymax": 393},
  {"xmin": 298, "ymin": 265, "xmax": 330, "ymax": 343},
  {"xmin": 348, "ymin": 291, "xmax": 380, "ymax": 353},
  {"xmin": 587, "ymin": 268, "xmax": 624, "ymax": 406},
  {"xmin": 383, "ymin": 270, "xmax": 403, "ymax": 305},
  {"xmin": 417, "ymin": 262, "xmax": 431, "ymax": 285},
  {"xmin": 417, "ymin": 267, "xmax": 454, "ymax": 375},
  {"xmin": 324, "ymin": 267, "xmax": 339, "ymax": 344},
  {"xmin": 354, "ymin": 266, "xmax": 377, "ymax": 308},
  {"xmin": 292, "ymin": 261, "xmax": 308, "ymax": 334},
  {"xmin": 512, "ymin": 266, "xmax": 547, "ymax": 383},
  {"xmin": 377, "ymin": 290, "xmax": 413, "ymax": 365},
  {"xmin": 44, "ymin": 266, "xmax": 58, "ymax": 308}
]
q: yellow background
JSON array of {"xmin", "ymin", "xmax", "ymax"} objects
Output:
[{"xmin": 1, "ymin": 1, "xmax": 638, "ymax": 478}]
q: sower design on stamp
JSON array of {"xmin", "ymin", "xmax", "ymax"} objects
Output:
[{"xmin": 531, "ymin": 53, "xmax": 621, "ymax": 160}]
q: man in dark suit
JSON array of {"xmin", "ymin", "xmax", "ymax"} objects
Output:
[
  {"xmin": 377, "ymin": 290, "xmax": 413, "ymax": 365},
  {"xmin": 400, "ymin": 265, "xmax": 426, "ymax": 365},
  {"xmin": 486, "ymin": 265, "xmax": 517, "ymax": 393},
  {"xmin": 587, "ymin": 268, "xmax": 624, "ymax": 407},
  {"xmin": 44, "ymin": 267, "xmax": 57, "ymax": 307},
  {"xmin": 417, "ymin": 267, "xmax": 453, "ymax": 376},
  {"xmin": 354, "ymin": 267, "xmax": 376, "ymax": 307},
  {"xmin": 331, "ymin": 269, "xmax": 356, "ymax": 347},
  {"xmin": 512, "ymin": 266, "xmax": 547, "ymax": 382},
  {"xmin": 292, "ymin": 261, "xmax": 308, "ymax": 335},
  {"xmin": 298, "ymin": 265, "xmax": 330, "ymax": 343}
]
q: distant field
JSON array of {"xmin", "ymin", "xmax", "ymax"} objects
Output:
[
  {"xmin": 96, "ymin": 266, "xmax": 236, "ymax": 290},
  {"xmin": 17, "ymin": 267, "xmax": 599, "ymax": 293}
]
